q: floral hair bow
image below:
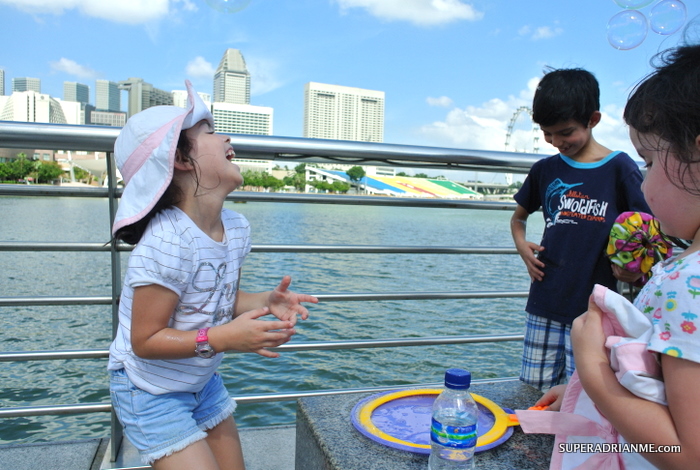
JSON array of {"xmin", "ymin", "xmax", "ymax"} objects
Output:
[{"xmin": 607, "ymin": 211, "xmax": 673, "ymax": 286}]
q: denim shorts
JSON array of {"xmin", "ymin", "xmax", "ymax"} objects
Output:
[{"xmin": 110, "ymin": 368, "xmax": 236, "ymax": 465}]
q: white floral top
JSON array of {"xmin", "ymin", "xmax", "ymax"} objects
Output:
[{"xmin": 635, "ymin": 250, "xmax": 700, "ymax": 363}]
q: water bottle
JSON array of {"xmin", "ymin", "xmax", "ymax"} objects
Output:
[{"xmin": 428, "ymin": 368, "xmax": 478, "ymax": 470}]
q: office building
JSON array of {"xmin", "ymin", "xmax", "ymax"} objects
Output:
[
  {"xmin": 63, "ymin": 82, "xmax": 90, "ymax": 104},
  {"xmin": 13, "ymin": 77, "xmax": 41, "ymax": 93},
  {"xmin": 211, "ymin": 102, "xmax": 273, "ymax": 136},
  {"xmin": 88, "ymin": 109, "xmax": 126, "ymax": 127},
  {"xmin": 0, "ymin": 91, "xmax": 66, "ymax": 123},
  {"xmin": 303, "ymin": 82, "xmax": 384, "ymax": 142},
  {"xmin": 172, "ymin": 89, "xmax": 211, "ymax": 109},
  {"xmin": 213, "ymin": 49, "xmax": 251, "ymax": 105},
  {"xmin": 95, "ymin": 80, "xmax": 121, "ymax": 112},
  {"xmin": 118, "ymin": 77, "xmax": 173, "ymax": 117},
  {"xmin": 0, "ymin": 69, "xmax": 4, "ymax": 95}
]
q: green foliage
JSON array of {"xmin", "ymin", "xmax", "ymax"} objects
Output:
[
  {"xmin": 35, "ymin": 161, "xmax": 65, "ymax": 183},
  {"xmin": 414, "ymin": 173, "xmax": 429, "ymax": 178},
  {"xmin": 241, "ymin": 170, "xmax": 285, "ymax": 191},
  {"xmin": 346, "ymin": 165, "xmax": 366, "ymax": 182},
  {"xmin": 309, "ymin": 179, "xmax": 350, "ymax": 194}
]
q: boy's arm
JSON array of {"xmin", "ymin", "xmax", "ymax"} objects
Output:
[{"xmin": 511, "ymin": 205, "xmax": 545, "ymax": 282}]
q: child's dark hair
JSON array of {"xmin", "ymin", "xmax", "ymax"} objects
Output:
[
  {"xmin": 114, "ymin": 131, "xmax": 195, "ymax": 245},
  {"xmin": 624, "ymin": 44, "xmax": 700, "ymax": 196},
  {"xmin": 532, "ymin": 68, "xmax": 600, "ymax": 128}
]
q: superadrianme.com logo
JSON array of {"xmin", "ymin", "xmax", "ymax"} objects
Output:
[{"xmin": 559, "ymin": 443, "xmax": 681, "ymax": 454}]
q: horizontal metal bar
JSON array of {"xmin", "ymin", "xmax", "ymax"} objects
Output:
[
  {"xmin": 0, "ymin": 121, "xmax": 541, "ymax": 172},
  {"xmin": 314, "ymin": 291, "xmax": 529, "ymax": 301},
  {"xmin": 0, "ymin": 403, "xmax": 111, "ymax": 418},
  {"xmin": 0, "ymin": 241, "xmax": 518, "ymax": 255},
  {"xmin": 0, "ymin": 291, "xmax": 527, "ymax": 307},
  {"xmin": 0, "ymin": 334, "xmax": 524, "ymax": 362},
  {"xmin": 0, "ymin": 377, "xmax": 520, "ymax": 418},
  {"xmin": 0, "ymin": 296, "xmax": 113, "ymax": 306},
  {"xmin": 0, "ymin": 184, "xmax": 518, "ymax": 210},
  {"xmin": 0, "ymin": 349, "xmax": 110, "ymax": 362}
]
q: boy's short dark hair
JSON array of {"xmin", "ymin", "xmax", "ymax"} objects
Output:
[{"xmin": 532, "ymin": 68, "xmax": 600, "ymax": 128}]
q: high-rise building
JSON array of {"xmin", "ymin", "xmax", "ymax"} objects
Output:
[
  {"xmin": 303, "ymin": 82, "xmax": 385, "ymax": 142},
  {"xmin": 95, "ymin": 80, "xmax": 121, "ymax": 112},
  {"xmin": 88, "ymin": 109, "xmax": 126, "ymax": 127},
  {"xmin": 13, "ymin": 77, "xmax": 41, "ymax": 93},
  {"xmin": 63, "ymin": 82, "xmax": 90, "ymax": 104},
  {"xmin": 211, "ymin": 102, "xmax": 273, "ymax": 136},
  {"xmin": 0, "ymin": 91, "xmax": 66, "ymax": 123},
  {"xmin": 213, "ymin": 49, "xmax": 251, "ymax": 105},
  {"xmin": 118, "ymin": 78, "xmax": 173, "ymax": 117},
  {"xmin": 0, "ymin": 69, "xmax": 5, "ymax": 95},
  {"xmin": 172, "ymin": 89, "xmax": 211, "ymax": 109}
]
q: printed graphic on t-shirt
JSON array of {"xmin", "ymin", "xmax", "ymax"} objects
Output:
[
  {"xmin": 176, "ymin": 261, "xmax": 238, "ymax": 325},
  {"xmin": 544, "ymin": 178, "xmax": 610, "ymax": 228}
]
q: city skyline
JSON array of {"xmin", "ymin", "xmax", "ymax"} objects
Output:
[{"xmin": 0, "ymin": 0, "xmax": 698, "ymax": 177}]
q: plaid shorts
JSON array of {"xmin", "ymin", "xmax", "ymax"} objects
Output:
[{"xmin": 520, "ymin": 313, "xmax": 574, "ymax": 392}]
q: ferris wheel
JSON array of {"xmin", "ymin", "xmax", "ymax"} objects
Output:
[
  {"xmin": 502, "ymin": 106, "xmax": 541, "ymax": 186},
  {"xmin": 504, "ymin": 106, "xmax": 540, "ymax": 154}
]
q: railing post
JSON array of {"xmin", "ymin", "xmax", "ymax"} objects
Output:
[{"xmin": 106, "ymin": 150, "xmax": 124, "ymax": 462}]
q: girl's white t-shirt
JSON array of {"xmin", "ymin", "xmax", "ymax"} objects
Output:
[{"xmin": 108, "ymin": 207, "xmax": 252, "ymax": 395}]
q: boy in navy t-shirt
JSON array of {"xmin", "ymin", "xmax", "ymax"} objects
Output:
[{"xmin": 510, "ymin": 68, "xmax": 649, "ymax": 391}]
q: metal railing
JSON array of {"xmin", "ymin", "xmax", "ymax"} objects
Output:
[{"xmin": 0, "ymin": 121, "xmax": 539, "ymax": 462}]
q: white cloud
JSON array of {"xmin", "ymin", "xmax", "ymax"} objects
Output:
[
  {"xmin": 185, "ymin": 56, "xmax": 215, "ymax": 79},
  {"xmin": 532, "ymin": 26, "xmax": 563, "ymax": 40},
  {"xmin": 426, "ymin": 96, "xmax": 453, "ymax": 107},
  {"xmin": 335, "ymin": 0, "xmax": 484, "ymax": 26},
  {"xmin": 49, "ymin": 57, "xmax": 99, "ymax": 79},
  {"xmin": 419, "ymin": 78, "xmax": 554, "ymax": 153},
  {"xmin": 246, "ymin": 57, "xmax": 284, "ymax": 96},
  {"xmin": 519, "ymin": 22, "xmax": 564, "ymax": 41},
  {"xmin": 0, "ymin": 0, "xmax": 175, "ymax": 25},
  {"xmin": 419, "ymin": 78, "xmax": 636, "ymax": 160}
]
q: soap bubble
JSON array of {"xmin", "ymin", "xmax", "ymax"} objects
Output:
[
  {"xmin": 612, "ymin": 0, "xmax": 655, "ymax": 9},
  {"xmin": 204, "ymin": 0, "xmax": 251, "ymax": 14},
  {"xmin": 607, "ymin": 10, "xmax": 648, "ymax": 50},
  {"xmin": 649, "ymin": 0, "xmax": 687, "ymax": 35}
]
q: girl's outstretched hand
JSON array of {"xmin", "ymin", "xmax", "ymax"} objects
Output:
[
  {"xmin": 214, "ymin": 307, "xmax": 296, "ymax": 358},
  {"xmin": 534, "ymin": 384, "xmax": 568, "ymax": 411},
  {"xmin": 267, "ymin": 275, "xmax": 319, "ymax": 325}
]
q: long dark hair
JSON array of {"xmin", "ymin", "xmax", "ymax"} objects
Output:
[
  {"xmin": 624, "ymin": 44, "xmax": 700, "ymax": 197},
  {"xmin": 113, "ymin": 131, "xmax": 195, "ymax": 245}
]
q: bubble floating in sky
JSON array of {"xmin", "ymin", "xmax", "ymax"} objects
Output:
[
  {"xmin": 649, "ymin": 0, "xmax": 687, "ymax": 35},
  {"xmin": 607, "ymin": 9, "xmax": 648, "ymax": 50},
  {"xmin": 204, "ymin": 0, "xmax": 251, "ymax": 14},
  {"xmin": 612, "ymin": 0, "xmax": 655, "ymax": 9}
]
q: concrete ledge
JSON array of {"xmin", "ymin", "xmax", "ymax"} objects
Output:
[
  {"xmin": 0, "ymin": 438, "xmax": 106, "ymax": 470},
  {"xmin": 295, "ymin": 379, "xmax": 554, "ymax": 470}
]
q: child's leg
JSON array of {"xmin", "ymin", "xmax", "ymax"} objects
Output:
[
  {"xmin": 150, "ymin": 422, "xmax": 244, "ymax": 470},
  {"xmin": 205, "ymin": 415, "xmax": 245, "ymax": 470},
  {"xmin": 151, "ymin": 440, "xmax": 219, "ymax": 470},
  {"xmin": 520, "ymin": 313, "xmax": 570, "ymax": 391}
]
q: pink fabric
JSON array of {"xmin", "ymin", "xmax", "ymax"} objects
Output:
[
  {"xmin": 516, "ymin": 285, "xmax": 663, "ymax": 470},
  {"xmin": 119, "ymin": 115, "xmax": 183, "ymax": 184}
]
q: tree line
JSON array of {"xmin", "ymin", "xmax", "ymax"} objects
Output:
[{"xmin": 0, "ymin": 154, "xmax": 85, "ymax": 184}]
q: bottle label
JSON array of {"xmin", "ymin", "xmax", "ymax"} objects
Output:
[{"xmin": 430, "ymin": 418, "xmax": 477, "ymax": 449}]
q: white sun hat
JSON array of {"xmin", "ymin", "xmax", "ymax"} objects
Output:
[{"xmin": 112, "ymin": 80, "xmax": 213, "ymax": 236}]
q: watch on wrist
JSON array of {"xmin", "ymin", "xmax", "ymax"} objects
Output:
[{"xmin": 195, "ymin": 327, "xmax": 216, "ymax": 358}]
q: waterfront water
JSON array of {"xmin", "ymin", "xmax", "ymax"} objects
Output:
[{"xmin": 0, "ymin": 195, "xmax": 543, "ymax": 444}]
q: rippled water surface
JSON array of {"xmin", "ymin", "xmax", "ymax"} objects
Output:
[{"xmin": 0, "ymin": 195, "xmax": 543, "ymax": 443}]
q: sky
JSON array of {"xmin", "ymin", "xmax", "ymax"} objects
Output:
[{"xmin": 1, "ymin": 0, "xmax": 698, "ymax": 181}]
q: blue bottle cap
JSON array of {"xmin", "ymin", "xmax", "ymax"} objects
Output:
[{"xmin": 444, "ymin": 368, "xmax": 471, "ymax": 389}]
